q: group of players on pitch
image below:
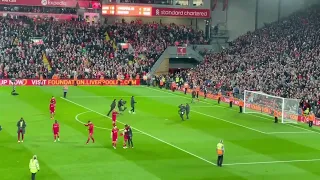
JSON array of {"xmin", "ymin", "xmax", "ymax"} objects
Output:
[
  {"xmin": 109, "ymin": 96, "xmax": 136, "ymax": 149},
  {"xmin": 16, "ymin": 97, "xmax": 60, "ymax": 143},
  {"xmin": 17, "ymin": 96, "xmax": 135, "ymax": 149}
]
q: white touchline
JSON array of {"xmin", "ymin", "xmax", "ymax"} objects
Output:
[
  {"xmin": 266, "ymin": 131, "xmax": 314, "ymax": 134},
  {"xmin": 144, "ymin": 87, "xmax": 267, "ymax": 134},
  {"xmin": 145, "ymin": 87, "xmax": 317, "ymax": 135},
  {"xmin": 61, "ymin": 97, "xmax": 217, "ymax": 166},
  {"xmin": 224, "ymin": 158, "xmax": 320, "ymax": 166}
]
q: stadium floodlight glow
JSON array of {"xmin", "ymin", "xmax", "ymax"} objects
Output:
[{"xmin": 243, "ymin": 90, "xmax": 300, "ymax": 124}]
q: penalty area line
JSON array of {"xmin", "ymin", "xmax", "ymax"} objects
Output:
[{"xmin": 61, "ymin": 97, "xmax": 217, "ymax": 166}]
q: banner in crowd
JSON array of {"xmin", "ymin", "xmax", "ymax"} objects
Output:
[
  {"xmin": 102, "ymin": 5, "xmax": 210, "ymax": 18},
  {"xmin": 84, "ymin": 12, "xmax": 100, "ymax": 24},
  {"xmin": 179, "ymin": 88, "xmax": 320, "ymax": 127},
  {"xmin": 30, "ymin": 37, "xmax": 44, "ymax": 45},
  {"xmin": 102, "ymin": 5, "xmax": 152, "ymax": 16},
  {"xmin": 0, "ymin": 79, "xmax": 140, "ymax": 86},
  {"xmin": 152, "ymin": 8, "xmax": 210, "ymax": 18},
  {"xmin": 0, "ymin": 12, "xmax": 77, "ymax": 20},
  {"xmin": 0, "ymin": 0, "xmax": 77, "ymax": 7},
  {"xmin": 177, "ymin": 47, "xmax": 186, "ymax": 55},
  {"xmin": 0, "ymin": 0, "xmax": 100, "ymax": 8}
]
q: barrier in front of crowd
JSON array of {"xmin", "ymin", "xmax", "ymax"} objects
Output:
[
  {"xmin": 178, "ymin": 88, "xmax": 320, "ymax": 127},
  {"xmin": 0, "ymin": 79, "xmax": 140, "ymax": 86}
]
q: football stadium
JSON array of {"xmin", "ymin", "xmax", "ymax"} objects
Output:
[{"xmin": 1, "ymin": 0, "xmax": 320, "ymax": 180}]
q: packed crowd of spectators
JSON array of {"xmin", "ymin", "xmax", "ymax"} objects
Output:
[
  {"xmin": 0, "ymin": 16, "xmax": 206, "ymax": 80},
  {"xmin": 179, "ymin": 6, "xmax": 320, "ymax": 116},
  {"xmin": 0, "ymin": 5, "xmax": 77, "ymax": 14}
]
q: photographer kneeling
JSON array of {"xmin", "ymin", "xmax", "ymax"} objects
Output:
[{"xmin": 117, "ymin": 99, "xmax": 127, "ymax": 114}]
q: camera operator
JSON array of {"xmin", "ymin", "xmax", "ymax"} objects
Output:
[{"xmin": 117, "ymin": 99, "xmax": 127, "ymax": 113}]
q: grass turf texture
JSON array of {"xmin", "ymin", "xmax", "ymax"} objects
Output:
[{"xmin": 1, "ymin": 86, "xmax": 320, "ymax": 180}]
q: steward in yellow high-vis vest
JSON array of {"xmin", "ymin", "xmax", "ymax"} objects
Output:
[
  {"xmin": 29, "ymin": 155, "xmax": 40, "ymax": 180},
  {"xmin": 63, "ymin": 85, "xmax": 68, "ymax": 98},
  {"xmin": 216, "ymin": 140, "xmax": 224, "ymax": 167}
]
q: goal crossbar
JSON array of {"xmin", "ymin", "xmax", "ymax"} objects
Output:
[{"xmin": 243, "ymin": 90, "xmax": 300, "ymax": 124}]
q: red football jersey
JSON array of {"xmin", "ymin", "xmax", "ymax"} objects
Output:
[
  {"xmin": 53, "ymin": 123, "xmax": 59, "ymax": 132},
  {"xmin": 112, "ymin": 128, "xmax": 118, "ymax": 137},
  {"xmin": 87, "ymin": 124, "xmax": 94, "ymax": 133},
  {"xmin": 50, "ymin": 98, "xmax": 56, "ymax": 104},
  {"xmin": 50, "ymin": 103, "xmax": 55, "ymax": 109},
  {"xmin": 112, "ymin": 112, "xmax": 118, "ymax": 121}
]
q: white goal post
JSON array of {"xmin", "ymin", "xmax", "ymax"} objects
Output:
[{"xmin": 243, "ymin": 90, "xmax": 300, "ymax": 124}]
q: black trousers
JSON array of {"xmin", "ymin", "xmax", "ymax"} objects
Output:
[
  {"xmin": 239, "ymin": 106, "xmax": 242, "ymax": 113},
  {"xmin": 184, "ymin": 88, "xmax": 187, "ymax": 94},
  {"xmin": 229, "ymin": 101, "xmax": 233, "ymax": 108},
  {"xmin": 130, "ymin": 106, "xmax": 135, "ymax": 112},
  {"xmin": 128, "ymin": 136, "xmax": 133, "ymax": 147},
  {"xmin": 196, "ymin": 92, "xmax": 199, "ymax": 98},
  {"xmin": 309, "ymin": 121, "xmax": 313, "ymax": 127},
  {"xmin": 217, "ymin": 155, "xmax": 223, "ymax": 167},
  {"xmin": 118, "ymin": 106, "xmax": 125, "ymax": 112},
  {"xmin": 186, "ymin": 111, "xmax": 189, "ymax": 119},
  {"xmin": 31, "ymin": 173, "xmax": 36, "ymax": 180},
  {"xmin": 107, "ymin": 107, "xmax": 115, "ymax": 116},
  {"xmin": 63, "ymin": 91, "xmax": 67, "ymax": 98},
  {"xmin": 180, "ymin": 112, "xmax": 184, "ymax": 120}
]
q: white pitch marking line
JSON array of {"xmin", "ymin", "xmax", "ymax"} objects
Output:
[
  {"xmin": 75, "ymin": 111, "xmax": 112, "ymax": 130},
  {"xmin": 266, "ymin": 131, "xmax": 315, "ymax": 134},
  {"xmin": 144, "ymin": 87, "xmax": 267, "ymax": 134},
  {"xmin": 144, "ymin": 87, "xmax": 318, "ymax": 135},
  {"xmin": 61, "ymin": 97, "xmax": 217, "ymax": 166},
  {"xmin": 224, "ymin": 158, "xmax": 320, "ymax": 166},
  {"xmin": 246, "ymin": 113, "xmax": 320, "ymax": 135},
  {"xmin": 75, "ymin": 111, "xmax": 142, "ymax": 134},
  {"xmin": 191, "ymin": 110, "xmax": 267, "ymax": 134}
]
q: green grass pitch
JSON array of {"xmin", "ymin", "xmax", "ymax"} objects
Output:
[{"xmin": 1, "ymin": 86, "xmax": 320, "ymax": 180}]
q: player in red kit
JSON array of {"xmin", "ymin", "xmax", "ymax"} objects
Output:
[
  {"xmin": 49, "ymin": 103, "xmax": 55, "ymax": 119},
  {"xmin": 53, "ymin": 120, "xmax": 60, "ymax": 142},
  {"xmin": 112, "ymin": 110, "xmax": 119, "ymax": 127},
  {"xmin": 111, "ymin": 126, "xmax": 119, "ymax": 149},
  {"xmin": 85, "ymin": 121, "xmax": 95, "ymax": 144},
  {"xmin": 50, "ymin": 96, "xmax": 56, "ymax": 105}
]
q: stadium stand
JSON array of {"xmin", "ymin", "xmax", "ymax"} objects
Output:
[
  {"xmin": 0, "ymin": 5, "xmax": 77, "ymax": 14},
  {"xmin": 172, "ymin": 6, "xmax": 320, "ymax": 117},
  {"xmin": 0, "ymin": 16, "xmax": 206, "ymax": 80}
]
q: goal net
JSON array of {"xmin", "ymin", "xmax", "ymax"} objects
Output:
[{"xmin": 243, "ymin": 90, "xmax": 300, "ymax": 124}]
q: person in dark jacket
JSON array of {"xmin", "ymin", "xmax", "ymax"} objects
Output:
[
  {"xmin": 17, "ymin": 118, "xmax": 27, "ymax": 143},
  {"xmin": 107, "ymin": 99, "xmax": 117, "ymax": 116},
  {"xmin": 186, "ymin": 103, "xmax": 190, "ymax": 119}
]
